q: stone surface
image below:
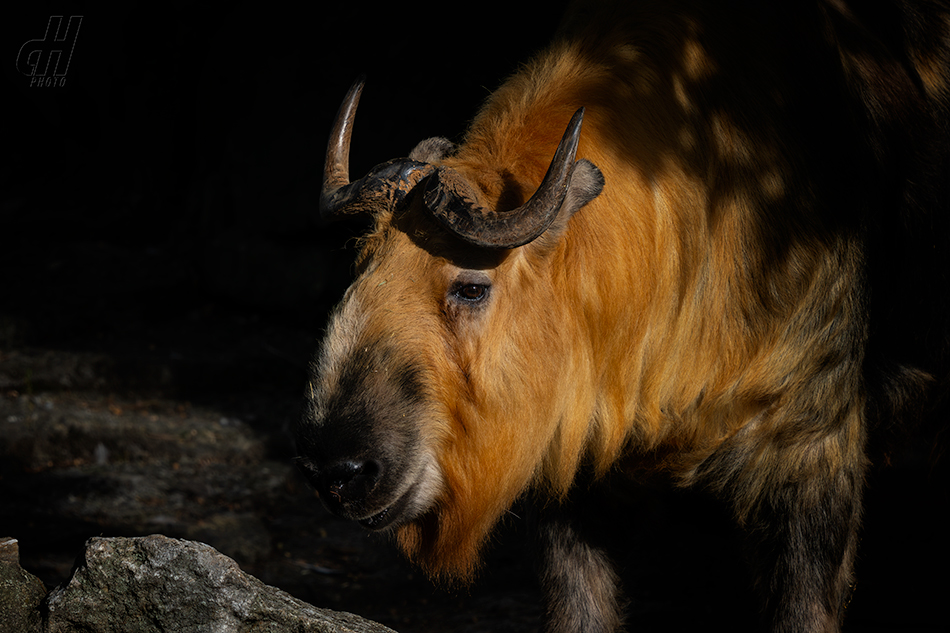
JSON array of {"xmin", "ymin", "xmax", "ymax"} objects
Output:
[
  {"xmin": 0, "ymin": 537, "xmax": 46, "ymax": 633},
  {"xmin": 43, "ymin": 535, "xmax": 397, "ymax": 633}
]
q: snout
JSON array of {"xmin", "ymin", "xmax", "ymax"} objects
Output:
[
  {"xmin": 297, "ymin": 327, "xmax": 442, "ymax": 531},
  {"xmin": 295, "ymin": 451, "xmax": 434, "ymax": 531}
]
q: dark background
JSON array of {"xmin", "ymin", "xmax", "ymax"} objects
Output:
[{"xmin": 2, "ymin": 3, "xmax": 947, "ymax": 632}]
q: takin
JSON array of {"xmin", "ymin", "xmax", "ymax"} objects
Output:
[{"xmin": 295, "ymin": 1, "xmax": 950, "ymax": 631}]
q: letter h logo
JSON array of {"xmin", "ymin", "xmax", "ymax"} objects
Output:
[{"xmin": 16, "ymin": 16, "xmax": 83, "ymax": 79}]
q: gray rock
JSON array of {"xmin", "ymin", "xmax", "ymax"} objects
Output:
[
  {"xmin": 0, "ymin": 537, "xmax": 46, "ymax": 633},
  {"xmin": 43, "ymin": 534, "xmax": 397, "ymax": 633}
]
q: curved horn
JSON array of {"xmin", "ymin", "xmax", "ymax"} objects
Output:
[
  {"xmin": 320, "ymin": 77, "xmax": 434, "ymax": 220},
  {"xmin": 423, "ymin": 108, "xmax": 587, "ymax": 249},
  {"xmin": 321, "ymin": 76, "xmax": 364, "ymax": 202}
]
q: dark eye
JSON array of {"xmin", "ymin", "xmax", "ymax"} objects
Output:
[{"xmin": 452, "ymin": 283, "xmax": 489, "ymax": 303}]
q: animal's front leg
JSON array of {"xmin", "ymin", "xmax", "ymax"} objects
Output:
[
  {"xmin": 538, "ymin": 516, "xmax": 624, "ymax": 633},
  {"xmin": 695, "ymin": 405, "xmax": 866, "ymax": 633},
  {"xmin": 744, "ymin": 471, "xmax": 863, "ymax": 633}
]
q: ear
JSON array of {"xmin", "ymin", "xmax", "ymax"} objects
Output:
[
  {"xmin": 409, "ymin": 137, "xmax": 456, "ymax": 163},
  {"xmin": 532, "ymin": 158, "xmax": 604, "ymax": 250}
]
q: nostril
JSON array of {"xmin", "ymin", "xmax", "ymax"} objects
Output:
[
  {"xmin": 358, "ymin": 459, "xmax": 381, "ymax": 482},
  {"xmin": 320, "ymin": 459, "xmax": 383, "ymax": 505},
  {"xmin": 326, "ymin": 462, "xmax": 357, "ymax": 500}
]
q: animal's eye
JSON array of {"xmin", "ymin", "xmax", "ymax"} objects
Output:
[{"xmin": 452, "ymin": 283, "xmax": 489, "ymax": 303}]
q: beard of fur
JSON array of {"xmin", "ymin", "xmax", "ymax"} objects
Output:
[
  {"xmin": 394, "ymin": 483, "xmax": 504, "ymax": 584},
  {"xmin": 394, "ymin": 404, "xmax": 550, "ymax": 583},
  {"xmin": 394, "ymin": 320, "xmax": 575, "ymax": 583},
  {"xmin": 393, "ymin": 442, "xmax": 532, "ymax": 584}
]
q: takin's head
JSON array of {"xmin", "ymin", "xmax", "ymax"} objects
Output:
[{"xmin": 295, "ymin": 79, "xmax": 604, "ymax": 581}]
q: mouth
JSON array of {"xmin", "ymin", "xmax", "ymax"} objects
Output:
[
  {"xmin": 356, "ymin": 480, "xmax": 416, "ymax": 531},
  {"xmin": 359, "ymin": 506, "xmax": 394, "ymax": 529},
  {"xmin": 298, "ymin": 451, "xmax": 441, "ymax": 532}
]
